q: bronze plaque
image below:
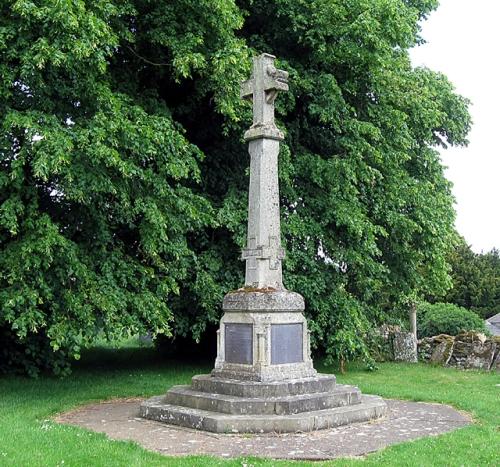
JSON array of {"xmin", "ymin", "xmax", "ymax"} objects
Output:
[
  {"xmin": 271, "ymin": 323, "xmax": 303, "ymax": 364},
  {"xmin": 225, "ymin": 323, "xmax": 253, "ymax": 364}
]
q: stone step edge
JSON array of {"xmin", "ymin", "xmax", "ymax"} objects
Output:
[
  {"xmin": 167, "ymin": 384, "xmax": 361, "ymax": 403},
  {"xmin": 140, "ymin": 395, "xmax": 387, "ymax": 433},
  {"xmin": 164, "ymin": 384, "xmax": 361, "ymax": 415},
  {"xmin": 191, "ymin": 373, "xmax": 337, "ymax": 397}
]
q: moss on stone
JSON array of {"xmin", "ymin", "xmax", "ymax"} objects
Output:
[{"xmin": 229, "ymin": 286, "xmax": 278, "ymax": 293}]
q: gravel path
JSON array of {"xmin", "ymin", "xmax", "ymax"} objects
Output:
[{"xmin": 55, "ymin": 398, "xmax": 471, "ymax": 460}]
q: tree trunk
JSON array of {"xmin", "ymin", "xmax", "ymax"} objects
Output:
[
  {"xmin": 409, "ymin": 302, "xmax": 418, "ymax": 359},
  {"xmin": 409, "ymin": 302, "xmax": 417, "ymax": 340}
]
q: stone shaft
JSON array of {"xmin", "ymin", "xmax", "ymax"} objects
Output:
[
  {"xmin": 243, "ymin": 138, "xmax": 284, "ymax": 289},
  {"xmin": 240, "ymin": 54, "xmax": 288, "ymax": 289}
]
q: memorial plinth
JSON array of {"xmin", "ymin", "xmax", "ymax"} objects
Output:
[
  {"xmin": 140, "ymin": 54, "xmax": 387, "ymax": 433},
  {"xmin": 212, "ymin": 290, "xmax": 316, "ymax": 382}
]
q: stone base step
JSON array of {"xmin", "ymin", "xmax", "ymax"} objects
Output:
[
  {"xmin": 140, "ymin": 394, "xmax": 387, "ymax": 433},
  {"xmin": 165, "ymin": 384, "xmax": 361, "ymax": 415},
  {"xmin": 191, "ymin": 373, "xmax": 336, "ymax": 398}
]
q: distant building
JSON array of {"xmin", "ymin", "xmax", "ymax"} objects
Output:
[{"xmin": 485, "ymin": 313, "xmax": 500, "ymax": 336}]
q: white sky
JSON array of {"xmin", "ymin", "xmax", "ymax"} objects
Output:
[{"xmin": 410, "ymin": 0, "xmax": 500, "ymax": 253}]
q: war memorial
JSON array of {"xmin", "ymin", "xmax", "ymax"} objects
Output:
[{"xmin": 140, "ymin": 54, "xmax": 387, "ymax": 433}]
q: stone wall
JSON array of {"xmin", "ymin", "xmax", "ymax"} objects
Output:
[
  {"xmin": 418, "ymin": 332, "xmax": 500, "ymax": 371},
  {"xmin": 371, "ymin": 325, "xmax": 417, "ymax": 363}
]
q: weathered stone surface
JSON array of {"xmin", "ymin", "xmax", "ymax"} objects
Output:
[
  {"xmin": 222, "ymin": 290, "xmax": 305, "ymax": 312},
  {"xmin": 456, "ymin": 331, "xmax": 487, "ymax": 344},
  {"xmin": 140, "ymin": 372, "xmax": 386, "ymax": 432},
  {"xmin": 392, "ymin": 331, "xmax": 417, "ymax": 363},
  {"xmin": 378, "ymin": 324, "xmax": 402, "ymax": 340},
  {"xmin": 373, "ymin": 325, "xmax": 417, "ymax": 362},
  {"xmin": 430, "ymin": 335, "xmax": 455, "ymax": 365},
  {"xmin": 449, "ymin": 332, "xmax": 486, "ymax": 369},
  {"xmin": 215, "ymin": 53, "xmax": 313, "ymax": 384},
  {"xmin": 464, "ymin": 338, "xmax": 496, "ymax": 370},
  {"xmin": 164, "ymin": 384, "xmax": 361, "ymax": 415},
  {"xmin": 417, "ymin": 337, "xmax": 433, "ymax": 362},
  {"xmin": 57, "ymin": 399, "xmax": 471, "ymax": 460},
  {"xmin": 485, "ymin": 312, "xmax": 500, "ymax": 336},
  {"xmin": 191, "ymin": 374, "xmax": 337, "ymax": 398},
  {"xmin": 140, "ymin": 394, "xmax": 387, "ymax": 434},
  {"xmin": 418, "ymin": 332, "xmax": 499, "ymax": 371},
  {"xmin": 211, "ymin": 362, "xmax": 317, "ymax": 382},
  {"xmin": 491, "ymin": 348, "xmax": 500, "ymax": 371},
  {"xmin": 419, "ymin": 334, "xmax": 456, "ymax": 364},
  {"xmin": 239, "ymin": 54, "xmax": 289, "ymax": 290}
]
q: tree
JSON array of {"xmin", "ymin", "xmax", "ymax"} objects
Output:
[
  {"xmin": 475, "ymin": 249, "xmax": 500, "ymax": 318},
  {"xmin": 0, "ymin": 0, "xmax": 471, "ymax": 374},
  {"xmin": 0, "ymin": 0, "xmax": 229, "ymax": 374},
  {"xmin": 438, "ymin": 238, "xmax": 500, "ymax": 319}
]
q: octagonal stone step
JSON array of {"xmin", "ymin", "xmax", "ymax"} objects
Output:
[
  {"xmin": 140, "ymin": 394, "xmax": 387, "ymax": 433},
  {"xmin": 191, "ymin": 373, "xmax": 336, "ymax": 398},
  {"xmin": 164, "ymin": 384, "xmax": 361, "ymax": 415}
]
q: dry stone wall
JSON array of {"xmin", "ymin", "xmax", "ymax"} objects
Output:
[
  {"xmin": 373, "ymin": 326, "xmax": 499, "ymax": 371},
  {"xmin": 418, "ymin": 332, "xmax": 499, "ymax": 371}
]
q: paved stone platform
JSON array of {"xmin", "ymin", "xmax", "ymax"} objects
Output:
[{"xmin": 55, "ymin": 398, "xmax": 471, "ymax": 460}]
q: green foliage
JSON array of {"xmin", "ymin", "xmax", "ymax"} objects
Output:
[
  {"xmin": 0, "ymin": 0, "xmax": 471, "ymax": 374},
  {"xmin": 364, "ymin": 330, "xmax": 392, "ymax": 363},
  {"xmin": 418, "ymin": 302, "xmax": 487, "ymax": 338},
  {"xmin": 0, "ymin": 0, "xmax": 217, "ymax": 375},
  {"xmin": 436, "ymin": 238, "xmax": 500, "ymax": 319}
]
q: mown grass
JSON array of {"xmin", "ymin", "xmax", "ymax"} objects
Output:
[{"xmin": 0, "ymin": 341, "xmax": 498, "ymax": 466}]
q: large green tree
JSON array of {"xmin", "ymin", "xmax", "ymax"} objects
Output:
[
  {"xmin": 436, "ymin": 238, "xmax": 500, "ymax": 319},
  {"xmin": 0, "ymin": 0, "xmax": 470, "ymax": 374}
]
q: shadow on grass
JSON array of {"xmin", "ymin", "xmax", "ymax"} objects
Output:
[{"xmin": 75, "ymin": 344, "xmax": 215, "ymax": 376}]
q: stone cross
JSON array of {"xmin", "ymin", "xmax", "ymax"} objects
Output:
[
  {"xmin": 241, "ymin": 53, "xmax": 289, "ymax": 132},
  {"xmin": 141, "ymin": 53, "xmax": 386, "ymax": 430},
  {"xmin": 240, "ymin": 54, "xmax": 289, "ymax": 290}
]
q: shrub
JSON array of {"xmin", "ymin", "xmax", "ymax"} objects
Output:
[{"xmin": 417, "ymin": 302, "xmax": 487, "ymax": 338}]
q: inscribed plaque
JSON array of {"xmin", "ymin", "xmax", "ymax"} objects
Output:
[
  {"xmin": 225, "ymin": 324, "xmax": 253, "ymax": 364},
  {"xmin": 271, "ymin": 323, "xmax": 303, "ymax": 364}
]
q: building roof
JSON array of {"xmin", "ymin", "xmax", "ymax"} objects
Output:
[
  {"xmin": 485, "ymin": 313, "xmax": 500, "ymax": 336},
  {"xmin": 486, "ymin": 312, "xmax": 500, "ymax": 324},
  {"xmin": 486, "ymin": 322, "xmax": 500, "ymax": 336}
]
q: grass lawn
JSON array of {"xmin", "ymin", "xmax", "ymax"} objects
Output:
[{"xmin": 0, "ymin": 342, "xmax": 498, "ymax": 466}]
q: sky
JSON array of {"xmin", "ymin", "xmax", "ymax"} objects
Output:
[{"xmin": 410, "ymin": 0, "xmax": 500, "ymax": 253}]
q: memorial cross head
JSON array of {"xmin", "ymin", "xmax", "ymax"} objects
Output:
[{"xmin": 240, "ymin": 54, "xmax": 289, "ymax": 127}]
